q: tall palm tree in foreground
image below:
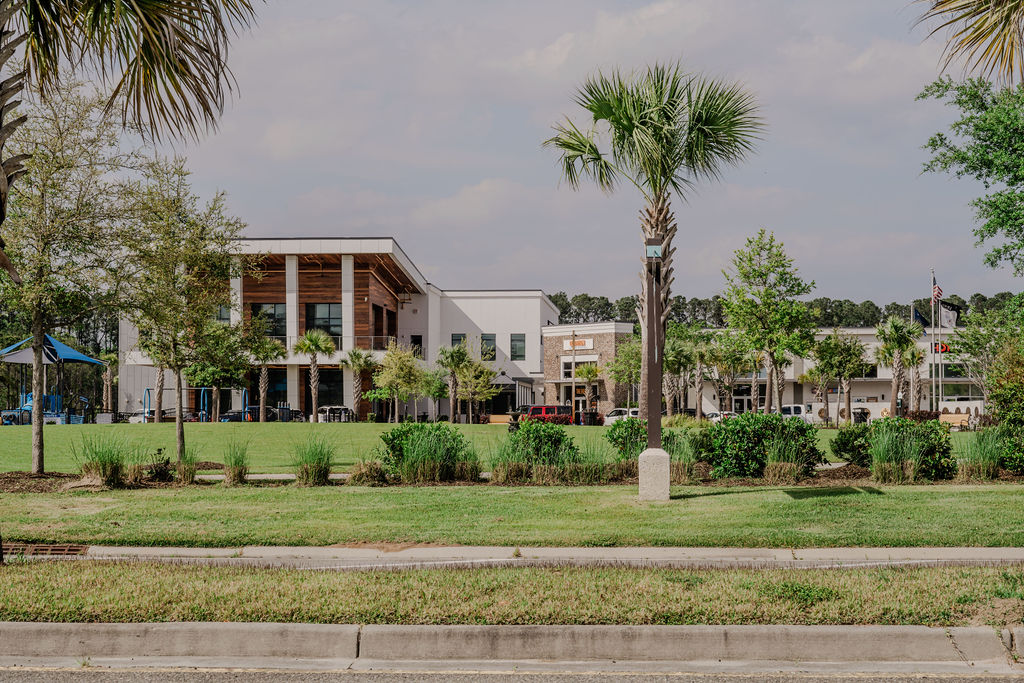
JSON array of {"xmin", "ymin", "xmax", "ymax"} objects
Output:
[
  {"xmin": 250, "ymin": 335, "xmax": 286, "ymax": 423},
  {"xmin": 0, "ymin": 0, "xmax": 258, "ymax": 284},
  {"xmin": 294, "ymin": 330, "xmax": 336, "ymax": 424},
  {"xmin": 340, "ymin": 347, "xmax": 377, "ymax": 421},
  {"xmin": 545, "ymin": 63, "xmax": 761, "ymax": 422},
  {"xmin": 918, "ymin": 0, "xmax": 1024, "ymax": 83},
  {"xmin": 875, "ymin": 317, "xmax": 925, "ymax": 418}
]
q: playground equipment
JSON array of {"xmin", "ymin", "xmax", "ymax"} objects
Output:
[{"xmin": 0, "ymin": 335, "xmax": 103, "ymax": 425}]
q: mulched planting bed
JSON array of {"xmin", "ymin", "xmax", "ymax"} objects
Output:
[{"xmin": 0, "ymin": 472, "xmax": 78, "ymax": 493}]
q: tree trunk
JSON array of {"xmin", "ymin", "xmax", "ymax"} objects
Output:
[
  {"xmin": 889, "ymin": 351, "xmax": 902, "ymax": 418},
  {"xmin": 764, "ymin": 358, "xmax": 775, "ymax": 414},
  {"xmin": 820, "ymin": 383, "xmax": 830, "ymax": 426},
  {"xmin": 211, "ymin": 385, "xmax": 220, "ymax": 423},
  {"xmin": 448, "ymin": 371, "xmax": 457, "ymax": 421},
  {"xmin": 393, "ymin": 395, "xmax": 399, "ymax": 424},
  {"xmin": 174, "ymin": 367, "xmax": 185, "ymax": 464},
  {"xmin": 154, "ymin": 365, "xmax": 164, "ymax": 423},
  {"xmin": 309, "ymin": 354, "xmax": 319, "ymax": 423},
  {"xmin": 637, "ymin": 191, "xmax": 676, "ymax": 426},
  {"xmin": 843, "ymin": 377, "xmax": 852, "ymax": 425},
  {"xmin": 694, "ymin": 361, "xmax": 704, "ymax": 421},
  {"xmin": 259, "ymin": 365, "xmax": 268, "ymax": 422},
  {"xmin": 351, "ymin": 369, "xmax": 362, "ymax": 420},
  {"xmin": 774, "ymin": 364, "xmax": 785, "ymax": 412},
  {"xmin": 30, "ymin": 308, "xmax": 44, "ymax": 474}
]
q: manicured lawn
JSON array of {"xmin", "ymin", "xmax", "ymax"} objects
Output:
[
  {"xmin": 1, "ymin": 561, "xmax": 1021, "ymax": 626},
  {"xmin": 3, "ymin": 483, "xmax": 1023, "ymax": 548},
  {"xmin": 0, "ymin": 422, "xmax": 619, "ymax": 473}
]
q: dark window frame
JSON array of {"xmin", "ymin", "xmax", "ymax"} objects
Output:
[{"xmin": 510, "ymin": 333, "xmax": 526, "ymax": 361}]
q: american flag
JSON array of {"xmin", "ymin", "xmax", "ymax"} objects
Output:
[{"xmin": 931, "ymin": 274, "xmax": 942, "ymax": 304}]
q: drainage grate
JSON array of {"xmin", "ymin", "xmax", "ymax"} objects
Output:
[{"xmin": 1, "ymin": 543, "xmax": 88, "ymax": 556}]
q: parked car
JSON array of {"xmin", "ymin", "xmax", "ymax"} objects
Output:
[
  {"xmin": 604, "ymin": 407, "xmax": 639, "ymax": 425},
  {"xmin": 708, "ymin": 411, "xmax": 737, "ymax": 424},
  {"xmin": 220, "ymin": 407, "xmax": 279, "ymax": 422},
  {"xmin": 779, "ymin": 404, "xmax": 814, "ymax": 423},
  {"xmin": 523, "ymin": 405, "xmax": 573, "ymax": 420},
  {"xmin": 127, "ymin": 409, "xmax": 175, "ymax": 424}
]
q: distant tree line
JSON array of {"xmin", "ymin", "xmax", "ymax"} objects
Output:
[{"xmin": 548, "ymin": 290, "xmax": 1019, "ymax": 328}]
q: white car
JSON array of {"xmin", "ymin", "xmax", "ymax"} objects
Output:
[
  {"xmin": 779, "ymin": 404, "xmax": 814, "ymax": 424},
  {"xmin": 604, "ymin": 408, "xmax": 639, "ymax": 425},
  {"xmin": 709, "ymin": 411, "xmax": 737, "ymax": 424}
]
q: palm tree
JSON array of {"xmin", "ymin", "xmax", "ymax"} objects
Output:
[
  {"xmin": 340, "ymin": 347, "xmax": 377, "ymax": 421},
  {"xmin": 574, "ymin": 363, "xmax": 601, "ymax": 411},
  {"xmin": 437, "ymin": 342, "xmax": 471, "ymax": 422},
  {"xmin": 546, "ymin": 63, "xmax": 761, "ymax": 433},
  {"xmin": 99, "ymin": 351, "xmax": 117, "ymax": 413},
  {"xmin": 905, "ymin": 345, "xmax": 928, "ymax": 412},
  {"xmin": 918, "ymin": 0, "xmax": 1024, "ymax": 83},
  {"xmin": 293, "ymin": 329, "xmax": 336, "ymax": 423},
  {"xmin": 250, "ymin": 335, "xmax": 286, "ymax": 423},
  {"xmin": 875, "ymin": 317, "xmax": 925, "ymax": 418},
  {"xmin": 0, "ymin": 0, "xmax": 257, "ymax": 285}
]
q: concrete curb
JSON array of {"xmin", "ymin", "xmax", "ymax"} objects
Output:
[{"xmin": 0, "ymin": 622, "xmax": 1013, "ymax": 668}]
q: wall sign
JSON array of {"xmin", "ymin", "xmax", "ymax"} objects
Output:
[{"xmin": 563, "ymin": 338, "xmax": 594, "ymax": 351}]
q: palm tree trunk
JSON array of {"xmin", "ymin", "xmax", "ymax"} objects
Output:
[
  {"xmin": 774, "ymin": 365, "xmax": 785, "ymax": 412},
  {"xmin": 351, "ymin": 369, "xmax": 362, "ymax": 420},
  {"xmin": 174, "ymin": 367, "xmax": 185, "ymax": 464},
  {"xmin": 309, "ymin": 354, "xmax": 320, "ymax": 423},
  {"xmin": 259, "ymin": 365, "xmax": 268, "ymax": 422},
  {"xmin": 637, "ymin": 191, "xmax": 676, "ymax": 425},
  {"xmin": 30, "ymin": 308, "xmax": 44, "ymax": 474},
  {"xmin": 764, "ymin": 358, "xmax": 775, "ymax": 413},
  {"xmin": 694, "ymin": 361, "xmax": 704, "ymax": 421},
  {"xmin": 154, "ymin": 365, "xmax": 164, "ymax": 423},
  {"xmin": 889, "ymin": 351, "xmax": 902, "ymax": 418},
  {"xmin": 448, "ymin": 371, "xmax": 457, "ymax": 422},
  {"xmin": 843, "ymin": 377, "xmax": 852, "ymax": 425}
]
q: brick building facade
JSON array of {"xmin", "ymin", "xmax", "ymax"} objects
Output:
[{"xmin": 541, "ymin": 322, "xmax": 635, "ymax": 414}]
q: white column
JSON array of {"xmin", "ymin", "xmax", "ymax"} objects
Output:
[
  {"xmin": 287, "ymin": 364, "xmax": 299, "ymax": 408},
  {"xmin": 286, "ymin": 255, "xmax": 299, "ymax": 344},
  {"xmin": 342, "ymin": 255, "xmax": 355, "ymax": 352}
]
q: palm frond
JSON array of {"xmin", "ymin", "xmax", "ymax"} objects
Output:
[
  {"xmin": 917, "ymin": 0, "xmax": 1024, "ymax": 83},
  {"xmin": 680, "ymin": 77, "xmax": 763, "ymax": 183},
  {"xmin": 543, "ymin": 118, "xmax": 618, "ymax": 192}
]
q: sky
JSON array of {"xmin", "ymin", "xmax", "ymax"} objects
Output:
[{"xmin": 167, "ymin": 0, "xmax": 1022, "ymax": 304}]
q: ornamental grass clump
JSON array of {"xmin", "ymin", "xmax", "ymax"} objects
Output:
[
  {"xmin": 176, "ymin": 447, "xmax": 199, "ymax": 485},
  {"xmin": 869, "ymin": 421, "xmax": 915, "ymax": 483},
  {"xmin": 377, "ymin": 422, "xmax": 479, "ymax": 484},
  {"xmin": 348, "ymin": 459, "xmax": 389, "ymax": 486},
  {"xmin": 293, "ymin": 435, "xmax": 335, "ymax": 486},
  {"xmin": 958, "ymin": 428, "xmax": 1002, "ymax": 480},
  {"xmin": 222, "ymin": 440, "xmax": 249, "ymax": 486},
  {"xmin": 869, "ymin": 418, "xmax": 954, "ymax": 484},
  {"xmin": 73, "ymin": 434, "xmax": 134, "ymax": 487},
  {"xmin": 492, "ymin": 419, "xmax": 590, "ymax": 485},
  {"xmin": 764, "ymin": 435, "xmax": 803, "ymax": 485}
]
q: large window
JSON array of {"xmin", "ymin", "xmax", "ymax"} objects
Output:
[
  {"xmin": 305, "ymin": 303, "xmax": 342, "ymax": 337},
  {"xmin": 481, "ymin": 333, "xmax": 496, "ymax": 360},
  {"xmin": 215, "ymin": 305, "xmax": 231, "ymax": 325},
  {"xmin": 451, "ymin": 333, "xmax": 466, "ymax": 347},
  {"xmin": 510, "ymin": 333, "xmax": 526, "ymax": 361},
  {"xmin": 251, "ymin": 303, "xmax": 287, "ymax": 338},
  {"xmin": 410, "ymin": 334, "xmax": 423, "ymax": 359}
]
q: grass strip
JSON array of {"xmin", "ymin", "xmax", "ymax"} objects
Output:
[
  {"xmin": 3, "ymin": 484, "xmax": 1024, "ymax": 548},
  {"xmin": 0, "ymin": 562, "xmax": 1022, "ymax": 626}
]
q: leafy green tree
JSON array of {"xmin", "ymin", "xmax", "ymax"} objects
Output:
[
  {"xmin": 813, "ymin": 330, "xmax": 868, "ymax": 424},
  {"xmin": 437, "ymin": 341, "xmax": 472, "ymax": 420},
  {"xmin": 420, "ymin": 368, "xmax": 449, "ymax": 420},
  {"xmin": 127, "ymin": 156, "xmax": 245, "ymax": 462},
  {"xmin": 374, "ymin": 340, "xmax": 423, "ymax": 424},
  {"xmin": 339, "ymin": 347, "xmax": 377, "ymax": 420},
  {"xmin": 918, "ymin": 77, "xmax": 1024, "ymax": 274},
  {"xmin": 605, "ymin": 335, "xmax": 641, "ymax": 409},
  {"xmin": 185, "ymin": 320, "xmax": 248, "ymax": 423},
  {"xmin": 293, "ymin": 329, "xmax": 336, "ymax": 424},
  {"xmin": 0, "ymin": 81, "xmax": 142, "ymax": 472},
  {"xmin": 0, "ymin": 0, "xmax": 258, "ymax": 284},
  {"xmin": 709, "ymin": 329, "xmax": 749, "ymax": 413},
  {"xmin": 455, "ymin": 359, "xmax": 499, "ymax": 424},
  {"xmin": 875, "ymin": 317, "xmax": 925, "ymax": 418},
  {"xmin": 546, "ymin": 62, "xmax": 761, "ymax": 423},
  {"xmin": 949, "ymin": 293, "xmax": 1024, "ymax": 407},
  {"xmin": 723, "ymin": 229, "xmax": 816, "ymax": 413},
  {"xmin": 248, "ymin": 333, "xmax": 286, "ymax": 423},
  {"xmin": 661, "ymin": 332, "xmax": 690, "ymax": 415}
]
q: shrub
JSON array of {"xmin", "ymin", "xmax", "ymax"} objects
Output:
[
  {"xmin": 704, "ymin": 413, "xmax": 823, "ymax": 479},
  {"xmin": 764, "ymin": 437, "xmax": 804, "ymax": 485},
  {"xmin": 377, "ymin": 422, "xmax": 479, "ymax": 483},
  {"xmin": 869, "ymin": 418, "xmax": 954, "ymax": 483},
  {"xmin": 348, "ymin": 459, "xmax": 389, "ymax": 486},
  {"xmin": 176, "ymin": 447, "xmax": 198, "ymax": 485},
  {"xmin": 999, "ymin": 427, "xmax": 1024, "ymax": 474},
  {"xmin": 685, "ymin": 425, "xmax": 714, "ymax": 461},
  {"xmin": 662, "ymin": 414, "xmax": 701, "ymax": 429},
  {"xmin": 492, "ymin": 420, "xmax": 584, "ymax": 484},
  {"xmin": 831, "ymin": 423, "xmax": 871, "ymax": 468},
  {"xmin": 959, "ymin": 428, "xmax": 1002, "ymax": 480},
  {"xmin": 528, "ymin": 414, "xmax": 572, "ymax": 425},
  {"xmin": 223, "ymin": 440, "xmax": 249, "ymax": 486},
  {"xmin": 73, "ymin": 435, "xmax": 134, "ymax": 487},
  {"xmin": 293, "ymin": 435, "xmax": 335, "ymax": 486},
  {"xmin": 905, "ymin": 410, "xmax": 940, "ymax": 423},
  {"xmin": 604, "ymin": 417, "xmax": 685, "ymax": 460}
]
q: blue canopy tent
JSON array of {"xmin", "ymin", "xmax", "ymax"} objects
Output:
[{"xmin": 0, "ymin": 335, "xmax": 104, "ymax": 425}]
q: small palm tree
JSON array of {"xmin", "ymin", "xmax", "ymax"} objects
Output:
[
  {"xmin": 875, "ymin": 317, "xmax": 925, "ymax": 417},
  {"xmin": 437, "ymin": 342, "xmax": 472, "ymax": 421},
  {"xmin": 546, "ymin": 63, "xmax": 761, "ymax": 433},
  {"xmin": 293, "ymin": 330, "xmax": 336, "ymax": 423},
  {"xmin": 574, "ymin": 363, "xmax": 601, "ymax": 411},
  {"xmin": 918, "ymin": 0, "xmax": 1024, "ymax": 83},
  {"xmin": 905, "ymin": 345, "xmax": 928, "ymax": 412},
  {"xmin": 250, "ymin": 336, "xmax": 287, "ymax": 423},
  {"xmin": 340, "ymin": 348, "xmax": 377, "ymax": 420}
]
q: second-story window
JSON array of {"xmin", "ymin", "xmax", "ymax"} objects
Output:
[
  {"xmin": 251, "ymin": 303, "xmax": 287, "ymax": 338},
  {"xmin": 510, "ymin": 333, "xmax": 526, "ymax": 361},
  {"xmin": 481, "ymin": 333, "xmax": 496, "ymax": 360},
  {"xmin": 410, "ymin": 334, "xmax": 423, "ymax": 359},
  {"xmin": 215, "ymin": 305, "xmax": 231, "ymax": 325},
  {"xmin": 305, "ymin": 303, "xmax": 342, "ymax": 338}
]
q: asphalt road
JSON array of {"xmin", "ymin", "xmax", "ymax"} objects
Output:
[{"xmin": 2, "ymin": 671, "xmax": 1022, "ymax": 682}]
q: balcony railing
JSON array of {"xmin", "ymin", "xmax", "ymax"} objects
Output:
[{"xmin": 355, "ymin": 336, "xmax": 396, "ymax": 351}]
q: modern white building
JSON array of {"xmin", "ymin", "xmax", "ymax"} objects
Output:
[{"xmin": 119, "ymin": 237, "xmax": 558, "ymax": 419}]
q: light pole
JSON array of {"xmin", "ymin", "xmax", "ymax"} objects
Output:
[{"xmin": 639, "ymin": 236, "xmax": 669, "ymax": 500}]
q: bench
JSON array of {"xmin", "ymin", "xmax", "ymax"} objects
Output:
[{"xmin": 939, "ymin": 413, "xmax": 971, "ymax": 431}]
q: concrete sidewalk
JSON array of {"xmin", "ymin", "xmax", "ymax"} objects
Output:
[
  {"xmin": 61, "ymin": 544, "xmax": 1024, "ymax": 570},
  {"xmin": 0, "ymin": 623, "xmax": 1019, "ymax": 675}
]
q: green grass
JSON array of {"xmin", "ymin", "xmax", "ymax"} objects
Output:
[
  {"xmin": 4, "ymin": 483, "xmax": 1024, "ymax": 548},
  {"xmin": 0, "ymin": 423, "xmax": 618, "ymax": 473},
  {"xmin": 1, "ymin": 562, "xmax": 1022, "ymax": 626}
]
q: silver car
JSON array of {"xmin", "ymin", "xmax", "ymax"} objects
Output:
[{"xmin": 604, "ymin": 408, "xmax": 639, "ymax": 425}]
